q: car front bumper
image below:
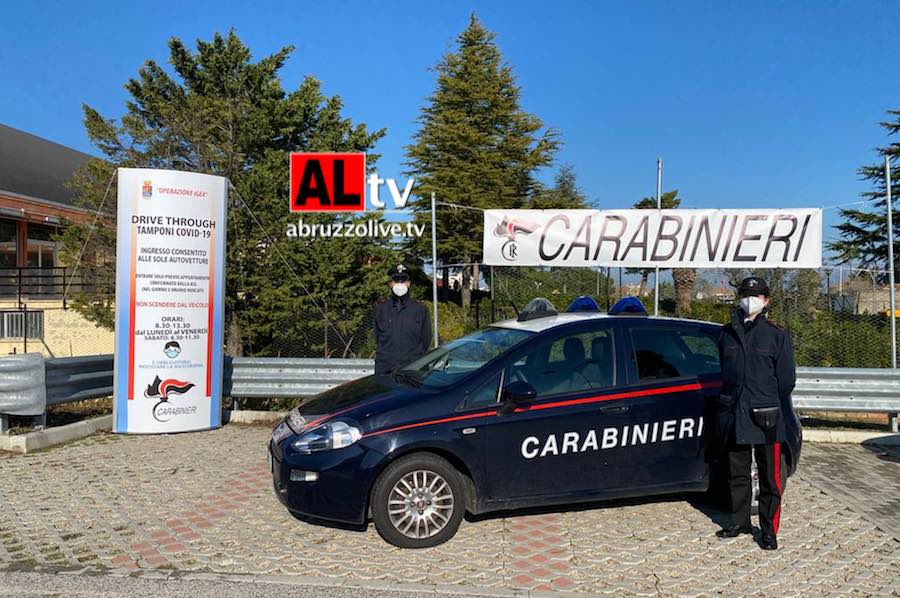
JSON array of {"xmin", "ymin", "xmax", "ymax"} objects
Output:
[{"xmin": 269, "ymin": 439, "xmax": 386, "ymax": 525}]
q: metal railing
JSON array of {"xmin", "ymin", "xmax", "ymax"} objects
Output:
[
  {"xmin": 1, "ymin": 355, "xmax": 899, "ymax": 432},
  {"xmin": 0, "ymin": 267, "xmax": 114, "ymax": 307}
]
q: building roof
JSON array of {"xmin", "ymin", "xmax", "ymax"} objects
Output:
[{"xmin": 0, "ymin": 124, "xmax": 93, "ymax": 207}]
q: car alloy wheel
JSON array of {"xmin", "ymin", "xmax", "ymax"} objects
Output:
[
  {"xmin": 372, "ymin": 453, "xmax": 466, "ymax": 548},
  {"xmin": 388, "ymin": 469, "xmax": 454, "ymax": 539}
]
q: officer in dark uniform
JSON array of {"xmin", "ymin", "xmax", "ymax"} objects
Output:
[
  {"xmin": 374, "ymin": 264, "xmax": 432, "ymax": 375},
  {"xmin": 715, "ymin": 276, "xmax": 796, "ymax": 550}
]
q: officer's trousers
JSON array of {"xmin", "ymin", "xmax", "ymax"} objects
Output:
[{"xmin": 726, "ymin": 442, "xmax": 787, "ymax": 537}]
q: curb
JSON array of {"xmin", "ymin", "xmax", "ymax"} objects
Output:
[
  {"xmin": 803, "ymin": 429, "xmax": 900, "ymax": 445},
  {"xmin": 226, "ymin": 409, "xmax": 286, "ymax": 424},
  {"xmin": 0, "ymin": 414, "xmax": 113, "ymax": 454},
  {"xmin": 179, "ymin": 571, "xmax": 580, "ymax": 597},
  {"xmin": 0, "ymin": 566, "xmax": 596, "ymax": 598}
]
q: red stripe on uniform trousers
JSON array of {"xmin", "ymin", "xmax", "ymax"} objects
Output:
[{"xmin": 773, "ymin": 442, "xmax": 783, "ymax": 534}]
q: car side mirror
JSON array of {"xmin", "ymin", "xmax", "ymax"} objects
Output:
[{"xmin": 502, "ymin": 381, "xmax": 537, "ymax": 405}]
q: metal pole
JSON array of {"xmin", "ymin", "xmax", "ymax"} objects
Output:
[
  {"xmin": 886, "ymin": 156, "xmax": 898, "ymax": 432},
  {"xmin": 490, "ymin": 266, "xmax": 495, "ymax": 323},
  {"xmin": 654, "ymin": 158, "xmax": 662, "ymax": 316},
  {"xmin": 430, "ymin": 193, "xmax": 440, "ymax": 348},
  {"xmin": 887, "ymin": 156, "xmax": 896, "ymax": 369}
]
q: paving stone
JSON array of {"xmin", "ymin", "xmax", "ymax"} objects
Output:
[{"xmin": 0, "ymin": 427, "xmax": 899, "ymax": 594}]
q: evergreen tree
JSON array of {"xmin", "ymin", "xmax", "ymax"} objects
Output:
[
  {"xmin": 830, "ymin": 109, "xmax": 900, "ymax": 280},
  {"xmin": 405, "ymin": 14, "xmax": 559, "ymax": 306},
  {"xmin": 529, "ymin": 165, "xmax": 590, "ymax": 209},
  {"xmin": 58, "ymin": 31, "xmax": 387, "ymax": 357}
]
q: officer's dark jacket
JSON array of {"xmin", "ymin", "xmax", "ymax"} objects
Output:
[
  {"xmin": 717, "ymin": 308, "xmax": 796, "ymax": 445},
  {"xmin": 374, "ymin": 295, "xmax": 432, "ymax": 375}
]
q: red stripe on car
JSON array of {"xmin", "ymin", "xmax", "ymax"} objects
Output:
[{"xmin": 363, "ymin": 379, "xmax": 721, "ymax": 439}]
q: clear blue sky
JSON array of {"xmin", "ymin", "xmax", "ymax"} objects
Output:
[{"xmin": 2, "ymin": 0, "xmax": 898, "ymax": 245}]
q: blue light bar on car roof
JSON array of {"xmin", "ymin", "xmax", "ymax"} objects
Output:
[
  {"xmin": 567, "ymin": 295, "xmax": 600, "ymax": 312},
  {"xmin": 609, "ymin": 296, "xmax": 648, "ymax": 316}
]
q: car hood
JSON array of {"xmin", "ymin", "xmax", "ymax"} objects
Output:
[{"xmin": 288, "ymin": 374, "xmax": 426, "ymax": 431}]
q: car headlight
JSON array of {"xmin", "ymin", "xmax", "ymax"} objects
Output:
[{"xmin": 290, "ymin": 421, "xmax": 362, "ymax": 454}]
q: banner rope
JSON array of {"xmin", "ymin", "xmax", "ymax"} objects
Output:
[
  {"xmin": 62, "ymin": 169, "xmax": 117, "ymax": 306},
  {"xmin": 228, "ymin": 182, "xmax": 354, "ymax": 355}
]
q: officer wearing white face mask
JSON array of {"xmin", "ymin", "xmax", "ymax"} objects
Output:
[
  {"xmin": 715, "ymin": 276, "xmax": 796, "ymax": 551},
  {"xmin": 373, "ymin": 264, "xmax": 432, "ymax": 375}
]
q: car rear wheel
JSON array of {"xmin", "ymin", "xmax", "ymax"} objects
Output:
[{"xmin": 371, "ymin": 453, "xmax": 465, "ymax": 549}]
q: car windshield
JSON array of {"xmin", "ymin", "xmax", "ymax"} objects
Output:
[{"xmin": 394, "ymin": 327, "xmax": 534, "ymax": 389}]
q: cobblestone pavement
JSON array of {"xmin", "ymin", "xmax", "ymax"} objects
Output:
[
  {"xmin": 1, "ymin": 426, "xmax": 898, "ymax": 596},
  {"xmin": 799, "ymin": 442, "xmax": 900, "ymax": 542}
]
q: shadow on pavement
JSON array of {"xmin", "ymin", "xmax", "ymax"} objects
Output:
[
  {"xmin": 289, "ymin": 510, "xmax": 368, "ymax": 532},
  {"xmin": 860, "ymin": 439, "xmax": 900, "ymax": 464},
  {"xmin": 464, "ymin": 491, "xmax": 734, "ymax": 530}
]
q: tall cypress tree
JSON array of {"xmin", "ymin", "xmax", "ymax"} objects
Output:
[
  {"xmin": 406, "ymin": 14, "xmax": 559, "ymax": 306},
  {"xmin": 830, "ymin": 109, "xmax": 900, "ymax": 280}
]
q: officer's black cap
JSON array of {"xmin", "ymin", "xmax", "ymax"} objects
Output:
[
  {"xmin": 737, "ymin": 276, "xmax": 770, "ymax": 297},
  {"xmin": 387, "ymin": 263, "xmax": 411, "ymax": 281}
]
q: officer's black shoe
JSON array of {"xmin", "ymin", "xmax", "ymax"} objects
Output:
[
  {"xmin": 715, "ymin": 525, "xmax": 753, "ymax": 538},
  {"xmin": 760, "ymin": 534, "xmax": 778, "ymax": 550}
]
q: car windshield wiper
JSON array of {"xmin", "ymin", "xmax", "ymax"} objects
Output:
[{"xmin": 391, "ymin": 370, "xmax": 422, "ymax": 387}]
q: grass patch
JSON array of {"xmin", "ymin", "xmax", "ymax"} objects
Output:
[{"xmin": 5, "ymin": 397, "xmax": 112, "ymax": 435}]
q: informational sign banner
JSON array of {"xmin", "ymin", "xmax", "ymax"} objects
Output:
[
  {"xmin": 113, "ymin": 168, "xmax": 227, "ymax": 434},
  {"xmin": 483, "ymin": 208, "xmax": 822, "ymax": 268}
]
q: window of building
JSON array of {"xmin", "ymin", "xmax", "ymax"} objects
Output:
[
  {"xmin": 0, "ymin": 220, "xmax": 16, "ymax": 268},
  {"xmin": 630, "ymin": 326, "xmax": 720, "ymax": 381},
  {"xmin": 506, "ymin": 328, "xmax": 615, "ymax": 398},
  {"xmin": 0, "ymin": 311, "xmax": 44, "ymax": 339},
  {"xmin": 26, "ymin": 224, "xmax": 58, "ymax": 269}
]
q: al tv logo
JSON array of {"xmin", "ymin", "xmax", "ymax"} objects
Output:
[{"xmin": 289, "ymin": 153, "xmax": 414, "ymax": 212}]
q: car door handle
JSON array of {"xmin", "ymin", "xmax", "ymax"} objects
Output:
[{"xmin": 599, "ymin": 404, "xmax": 629, "ymax": 414}]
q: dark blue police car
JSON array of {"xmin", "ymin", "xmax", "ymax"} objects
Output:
[{"xmin": 269, "ymin": 297, "xmax": 801, "ymax": 548}]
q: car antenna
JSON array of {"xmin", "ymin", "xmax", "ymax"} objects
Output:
[{"xmin": 509, "ymin": 299, "xmax": 519, "ymax": 317}]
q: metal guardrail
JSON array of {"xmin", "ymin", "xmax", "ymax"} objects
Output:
[
  {"xmin": 0, "ymin": 353, "xmax": 45, "ymax": 432},
  {"xmin": 226, "ymin": 357, "xmax": 373, "ymax": 398},
  {"xmin": 45, "ymin": 355, "xmax": 114, "ymax": 407},
  {"xmin": 1, "ymin": 355, "xmax": 899, "ymax": 432},
  {"xmin": 793, "ymin": 367, "xmax": 900, "ymax": 413}
]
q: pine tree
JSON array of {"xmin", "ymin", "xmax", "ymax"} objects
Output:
[
  {"xmin": 58, "ymin": 31, "xmax": 387, "ymax": 357},
  {"xmin": 529, "ymin": 165, "xmax": 590, "ymax": 209},
  {"xmin": 830, "ymin": 109, "xmax": 900, "ymax": 280},
  {"xmin": 405, "ymin": 14, "xmax": 559, "ymax": 307}
]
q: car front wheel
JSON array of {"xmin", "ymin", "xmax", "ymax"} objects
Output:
[{"xmin": 371, "ymin": 453, "xmax": 465, "ymax": 548}]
